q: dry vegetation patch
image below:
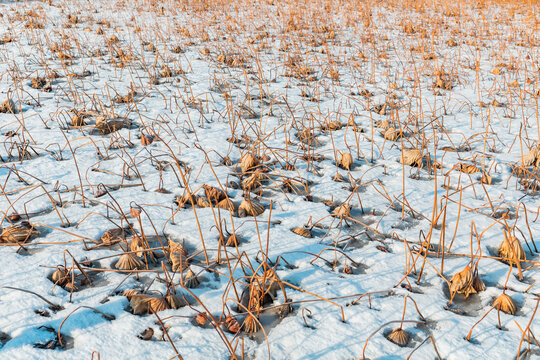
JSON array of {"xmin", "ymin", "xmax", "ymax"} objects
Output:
[{"xmin": 0, "ymin": 0, "xmax": 539, "ymax": 359}]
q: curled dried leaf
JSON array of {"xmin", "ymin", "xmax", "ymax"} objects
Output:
[
  {"xmin": 225, "ymin": 233, "xmax": 239, "ymax": 247},
  {"xmin": 0, "ymin": 99, "xmax": 18, "ymax": 114},
  {"xmin": 449, "ymin": 265, "xmax": 474, "ymax": 298},
  {"xmin": 292, "ymin": 226, "xmax": 312, "ymax": 238},
  {"xmin": 387, "ymin": 328, "xmax": 409, "ymax": 346},
  {"xmin": 238, "ymin": 199, "xmax": 265, "ymax": 217},
  {"xmin": 332, "ymin": 173, "xmax": 346, "ymax": 182},
  {"xmin": 492, "ymin": 293, "xmax": 517, "ymax": 315},
  {"xmin": 225, "ymin": 315, "xmax": 241, "ymax": 333},
  {"xmin": 339, "ymin": 153, "xmax": 354, "ymax": 170},
  {"xmin": 147, "ymin": 296, "xmax": 170, "ymax": 314},
  {"xmin": 130, "ymin": 295, "xmax": 149, "ymax": 315},
  {"xmin": 140, "ymin": 134, "xmax": 154, "ymax": 146},
  {"xmin": 170, "ymin": 251, "xmax": 188, "ymax": 272},
  {"xmin": 240, "ymin": 153, "xmax": 259, "ymax": 173},
  {"xmin": 130, "ymin": 237, "xmax": 144, "ymax": 257},
  {"xmin": 115, "ymin": 253, "xmax": 143, "ymax": 270},
  {"xmin": 138, "ymin": 328, "xmax": 153, "ymax": 341},
  {"xmin": 383, "ymin": 128, "xmax": 402, "ymax": 141},
  {"xmin": 95, "ymin": 117, "xmax": 128, "ymax": 134},
  {"xmin": 376, "ymin": 119, "xmax": 391, "ymax": 130},
  {"xmin": 122, "ymin": 289, "xmax": 141, "ymax": 300},
  {"xmin": 296, "ymin": 129, "xmax": 319, "ymax": 146},
  {"xmin": 216, "ymin": 198, "xmax": 236, "ymax": 212},
  {"xmin": 52, "ymin": 269, "xmax": 68, "ymax": 285},
  {"xmin": 64, "ymin": 281, "xmax": 79, "ymax": 292},
  {"xmin": 175, "ymin": 193, "xmax": 196, "ymax": 208},
  {"xmin": 481, "ymin": 173, "xmax": 492, "ymax": 185},
  {"xmin": 202, "ymin": 184, "xmax": 226, "ymax": 204},
  {"xmin": 243, "ymin": 313, "xmax": 260, "ymax": 336},
  {"xmin": 322, "ymin": 120, "xmax": 343, "ymax": 131},
  {"xmin": 449, "ymin": 265, "xmax": 483, "ymax": 299},
  {"xmin": 0, "ymin": 224, "xmax": 39, "ymax": 243},
  {"xmin": 456, "ymin": 163, "xmax": 480, "ymax": 174},
  {"xmin": 169, "ymin": 241, "xmax": 187, "ymax": 256},
  {"xmin": 522, "ymin": 146, "xmax": 540, "ymax": 167},
  {"xmin": 333, "ymin": 204, "xmax": 351, "ymax": 218},
  {"xmin": 71, "ymin": 114, "xmax": 85, "ymax": 127},
  {"xmin": 499, "ymin": 229, "xmax": 526, "ymax": 265},
  {"xmin": 401, "ymin": 149, "xmax": 423, "ymax": 167},
  {"xmin": 196, "ymin": 196, "xmax": 212, "ymax": 208},
  {"xmin": 242, "ymin": 170, "xmax": 264, "ymax": 191},
  {"xmin": 195, "ymin": 312, "xmax": 208, "ymax": 326},
  {"xmin": 183, "ymin": 268, "xmax": 200, "ymax": 288},
  {"xmin": 166, "ymin": 294, "xmax": 187, "ymax": 309}
]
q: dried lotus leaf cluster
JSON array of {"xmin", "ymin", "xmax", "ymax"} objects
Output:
[
  {"xmin": 455, "ymin": 163, "xmax": 480, "ymax": 174},
  {"xmin": 183, "ymin": 268, "xmax": 200, "ymax": 288},
  {"xmin": 129, "ymin": 293, "xmax": 186, "ymax": 315},
  {"xmin": 131, "ymin": 295, "xmax": 167, "ymax": 314},
  {"xmin": 339, "ymin": 152, "xmax": 353, "ymax": 170},
  {"xmin": 387, "ymin": 328, "xmax": 410, "ymax": 346},
  {"xmin": 71, "ymin": 113, "xmax": 86, "ymax": 127},
  {"xmin": 321, "ymin": 120, "xmax": 343, "ymax": 132},
  {"xmin": 224, "ymin": 315, "xmax": 241, "ymax": 333},
  {"xmin": 498, "ymin": 229, "xmax": 526, "ymax": 265},
  {"xmin": 382, "ymin": 128, "xmax": 403, "ymax": 141},
  {"xmin": 333, "ymin": 204, "xmax": 351, "ymax": 218},
  {"xmin": 216, "ymin": 197, "xmax": 236, "ymax": 212},
  {"xmin": 100, "ymin": 229, "xmax": 125, "ymax": 245},
  {"xmin": 242, "ymin": 312, "xmax": 261, "ymax": 336},
  {"xmin": 94, "ymin": 116, "xmax": 129, "ymax": 134},
  {"xmin": 49, "ymin": 265, "xmax": 92, "ymax": 292},
  {"xmin": 240, "ymin": 153, "xmax": 259, "ymax": 173},
  {"xmin": 522, "ymin": 146, "xmax": 540, "ymax": 167},
  {"xmin": 376, "ymin": 119, "xmax": 392, "ymax": 130},
  {"xmin": 51, "ymin": 269, "xmax": 69, "ymax": 286},
  {"xmin": 242, "ymin": 170, "xmax": 265, "ymax": 191},
  {"xmin": 449, "ymin": 265, "xmax": 485, "ymax": 300},
  {"xmin": 434, "ymin": 76, "xmax": 453, "ymax": 90},
  {"xmin": 238, "ymin": 269, "xmax": 284, "ymax": 335},
  {"xmin": 492, "ymin": 293, "xmax": 517, "ymax": 315},
  {"xmin": 292, "ymin": 226, "xmax": 312, "ymax": 238},
  {"xmin": 0, "ymin": 99, "xmax": 18, "ymax": 113},
  {"xmin": 115, "ymin": 253, "xmax": 143, "ymax": 270},
  {"xmin": 175, "ymin": 192, "xmax": 197, "ymax": 208},
  {"xmin": 202, "ymin": 184, "xmax": 226, "ymax": 204},
  {"xmin": 400, "ymin": 149, "xmax": 423, "ymax": 167},
  {"xmin": 238, "ymin": 198, "xmax": 265, "ymax": 217},
  {"xmin": 296, "ymin": 129, "xmax": 319, "ymax": 147},
  {"xmin": 169, "ymin": 241, "xmax": 189, "ymax": 272},
  {"xmin": 175, "ymin": 185, "xmax": 237, "ymax": 213},
  {"xmin": 281, "ymin": 178, "xmax": 308, "ymax": 195},
  {"xmin": 0, "ymin": 224, "xmax": 39, "ymax": 243},
  {"xmin": 31, "ymin": 77, "xmax": 52, "ymax": 91}
]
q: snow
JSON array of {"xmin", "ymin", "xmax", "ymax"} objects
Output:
[{"xmin": 0, "ymin": 0, "xmax": 539, "ymax": 359}]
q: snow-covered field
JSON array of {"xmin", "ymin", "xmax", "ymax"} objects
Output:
[{"xmin": 0, "ymin": 0, "xmax": 539, "ymax": 358}]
